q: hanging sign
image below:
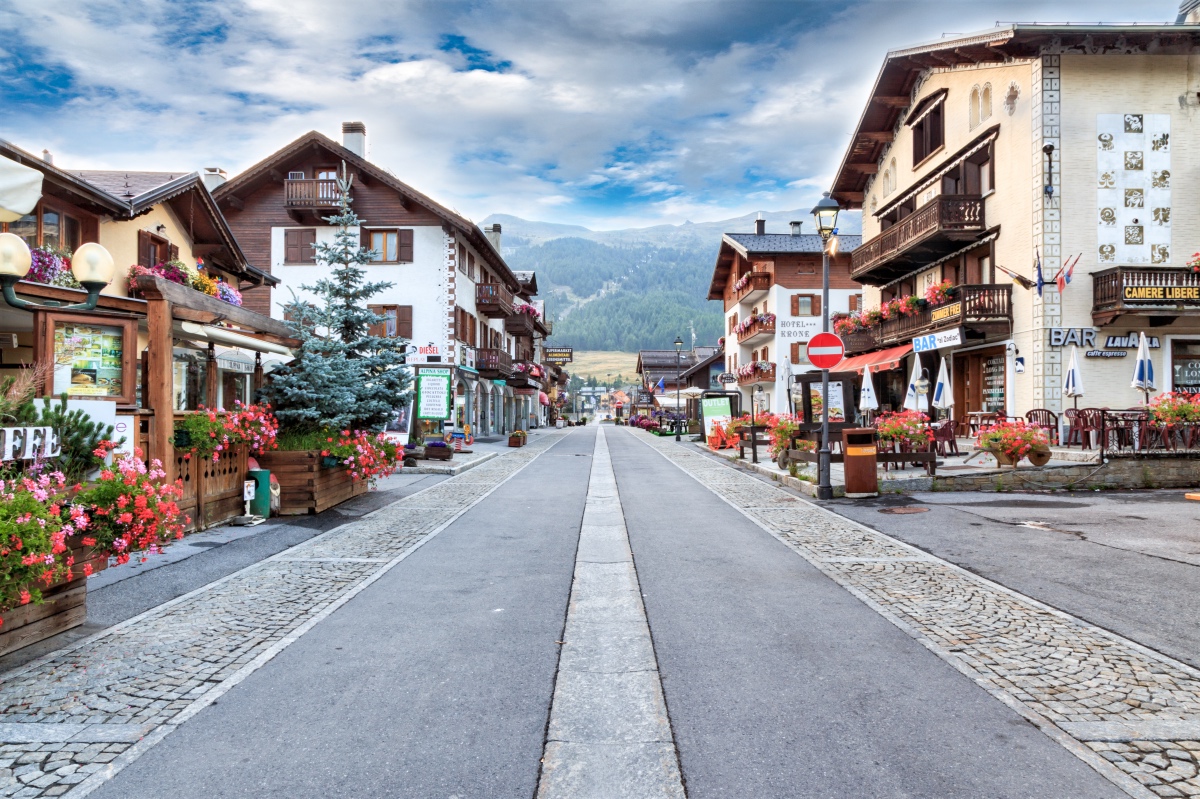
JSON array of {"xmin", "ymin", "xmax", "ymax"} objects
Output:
[
  {"xmin": 717, "ymin": 372, "xmax": 738, "ymax": 384},
  {"xmin": 415, "ymin": 367, "xmax": 453, "ymax": 421},
  {"xmin": 544, "ymin": 347, "xmax": 573, "ymax": 364},
  {"xmin": 913, "ymin": 328, "xmax": 963, "ymax": 352},
  {"xmin": 930, "ymin": 302, "xmax": 962, "ymax": 323}
]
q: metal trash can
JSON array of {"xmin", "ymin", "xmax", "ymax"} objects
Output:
[
  {"xmin": 247, "ymin": 469, "xmax": 272, "ymax": 518},
  {"xmin": 841, "ymin": 428, "xmax": 879, "ymax": 497}
]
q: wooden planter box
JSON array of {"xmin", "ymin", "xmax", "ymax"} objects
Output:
[
  {"xmin": 425, "ymin": 446, "xmax": 454, "ymax": 460},
  {"xmin": 0, "ymin": 536, "xmax": 109, "ymax": 657},
  {"xmin": 256, "ymin": 450, "xmax": 369, "ymax": 515},
  {"xmin": 508, "ymin": 436, "xmax": 525, "ymax": 447}
]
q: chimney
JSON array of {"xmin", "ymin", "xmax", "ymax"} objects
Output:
[
  {"xmin": 201, "ymin": 167, "xmax": 227, "ymax": 192},
  {"xmin": 790, "ymin": 221, "xmax": 803, "ymax": 236},
  {"xmin": 754, "ymin": 213, "xmax": 765, "ymax": 236},
  {"xmin": 486, "ymin": 223, "xmax": 502, "ymax": 253},
  {"xmin": 342, "ymin": 121, "xmax": 367, "ymax": 158},
  {"xmin": 42, "ymin": 149, "xmax": 53, "ymax": 165}
]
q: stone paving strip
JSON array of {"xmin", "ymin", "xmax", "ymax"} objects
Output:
[
  {"xmin": 0, "ymin": 432, "xmax": 567, "ymax": 799},
  {"xmin": 537, "ymin": 427, "xmax": 684, "ymax": 799},
  {"xmin": 629, "ymin": 429, "xmax": 1200, "ymax": 799}
]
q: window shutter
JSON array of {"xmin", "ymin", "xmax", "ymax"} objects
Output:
[
  {"xmin": 360, "ymin": 227, "xmax": 371, "ymax": 250},
  {"xmin": 301, "ymin": 229, "xmax": 316, "ymax": 263},
  {"xmin": 138, "ymin": 230, "xmax": 153, "ymax": 268},
  {"xmin": 367, "ymin": 304, "xmax": 384, "ymax": 337},
  {"xmin": 790, "ymin": 294, "xmax": 799, "ymax": 316},
  {"xmin": 167, "ymin": 243, "xmax": 179, "ymax": 262},
  {"xmin": 791, "ymin": 342, "xmax": 801, "ymax": 364},
  {"xmin": 397, "ymin": 305, "xmax": 413, "ymax": 339},
  {"xmin": 398, "ymin": 229, "xmax": 414, "ymax": 262},
  {"xmin": 850, "ymin": 294, "xmax": 861, "ymax": 313},
  {"xmin": 812, "ymin": 295, "xmax": 821, "ymax": 317},
  {"xmin": 284, "ymin": 230, "xmax": 300, "ymax": 264},
  {"xmin": 762, "ymin": 345, "xmax": 768, "ymax": 362}
]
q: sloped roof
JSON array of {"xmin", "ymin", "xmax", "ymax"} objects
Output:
[
  {"xmin": 71, "ymin": 170, "xmax": 183, "ymax": 199},
  {"xmin": 680, "ymin": 348, "xmax": 722, "ymax": 380},
  {"xmin": 214, "ymin": 130, "xmax": 521, "ymax": 290},
  {"xmin": 708, "ymin": 232, "xmax": 861, "ymax": 300}
]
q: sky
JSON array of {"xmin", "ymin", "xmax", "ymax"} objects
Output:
[{"xmin": 0, "ymin": 0, "xmax": 1182, "ymax": 230}]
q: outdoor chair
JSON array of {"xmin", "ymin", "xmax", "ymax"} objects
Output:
[
  {"xmin": 1025, "ymin": 409, "xmax": 1059, "ymax": 445},
  {"xmin": 1076, "ymin": 408, "xmax": 1105, "ymax": 450},
  {"xmin": 1063, "ymin": 408, "xmax": 1082, "ymax": 446},
  {"xmin": 931, "ymin": 420, "xmax": 959, "ymax": 456}
]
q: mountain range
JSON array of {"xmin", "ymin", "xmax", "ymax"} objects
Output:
[{"xmin": 485, "ymin": 210, "xmax": 862, "ymax": 353}]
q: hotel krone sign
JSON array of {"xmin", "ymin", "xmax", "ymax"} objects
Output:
[{"xmin": 1123, "ymin": 285, "xmax": 1200, "ymax": 302}]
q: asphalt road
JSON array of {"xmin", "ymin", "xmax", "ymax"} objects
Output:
[{"xmin": 828, "ymin": 489, "xmax": 1200, "ymax": 670}]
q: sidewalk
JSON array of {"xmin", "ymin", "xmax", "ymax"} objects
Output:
[{"xmin": 408, "ymin": 427, "xmax": 560, "ymax": 474}]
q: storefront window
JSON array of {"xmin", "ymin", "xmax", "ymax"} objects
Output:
[
  {"xmin": 173, "ymin": 349, "xmax": 208, "ymax": 411},
  {"xmin": 1173, "ymin": 341, "xmax": 1200, "ymax": 395},
  {"xmin": 220, "ymin": 372, "xmax": 249, "ymax": 410},
  {"xmin": 51, "ymin": 321, "xmax": 126, "ymax": 399}
]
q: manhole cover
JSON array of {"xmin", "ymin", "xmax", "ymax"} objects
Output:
[{"xmin": 879, "ymin": 507, "xmax": 930, "ymax": 514}]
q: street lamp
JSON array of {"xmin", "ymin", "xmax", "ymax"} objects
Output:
[
  {"xmin": 750, "ymin": 383, "xmax": 763, "ymax": 463},
  {"xmin": 811, "ymin": 191, "xmax": 840, "ymax": 501},
  {"xmin": 674, "ymin": 335, "xmax": 683, "ymax": 441},
  {"xmin": 0, "ymin": 234, "xmax": 116, "ymax": 311}
]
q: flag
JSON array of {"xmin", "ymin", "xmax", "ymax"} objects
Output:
[
  {"xmin": 995, "ymin": 263, "xmax": 1035, "ymax": 290},
  {"xmin": 1035, "ymin": 248, "xmax": 1044, "ymax": 297},
  {"xmin": 1054, "ymin": 253, "xmax": 1081, "ymax": 295},
  {"xmin": 655, "ymin": 377, "xmax": 665, "ymax": 393}
]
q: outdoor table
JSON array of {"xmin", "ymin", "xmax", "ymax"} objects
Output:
[{"xmin": 967, "ymin": 412, "xmax": 996, "ymax": 436}]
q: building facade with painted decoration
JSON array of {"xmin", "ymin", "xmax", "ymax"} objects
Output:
[{"xmin": 829, "ymin": 15, "xmax": 1200, "ymax": 431}]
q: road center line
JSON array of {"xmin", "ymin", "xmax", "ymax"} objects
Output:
[{"xmin": 537, "ymin": 427, "xmax": 685, "ymax": 799}]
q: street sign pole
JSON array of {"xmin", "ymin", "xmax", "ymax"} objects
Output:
[{"xmin": 807, "ymin": 332, "xmax": 845, "ymax": 501}]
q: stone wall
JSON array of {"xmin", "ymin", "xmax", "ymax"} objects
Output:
[{"xmin": 929, "ymin": 457, "xmax": 1200, "ymax": 492}]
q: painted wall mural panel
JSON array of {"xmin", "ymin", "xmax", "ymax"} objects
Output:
[{"xmin": 1097, "ymin": 113, "xmax": 1170, "ymax": 265}]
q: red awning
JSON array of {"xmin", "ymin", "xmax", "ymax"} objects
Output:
[{"xmin": 833, "ymin": 343, "xmax": 913, "ymax": 375}]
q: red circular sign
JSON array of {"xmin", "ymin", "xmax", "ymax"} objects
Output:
[{"xmin": 806, "ymin": 332, "xmax": 845, "ymax": 369}]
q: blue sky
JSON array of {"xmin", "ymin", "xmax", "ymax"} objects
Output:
[{"xmin": 0, "ymin": 0, "xmax": 1181, "ymax": 230}]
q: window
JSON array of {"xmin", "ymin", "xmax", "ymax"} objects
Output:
[
  {"xmin": 283, "ymin": 228, "xmax": 317, "ymax": 264},
  {"xmin": 791, "ymin": 342, "xmax": 802, "ymax": 365},
  {"xmin": 455, "ymin": 307, "xmax": 479, "ymax": 345},
  {"xmin": 458, "ymin": 244, "xmax": 468, "ymax": 275},
  {"xmin": 368, "ymin": 305, "xmax": 413, "ymax": 339},
  {"xmin": 467, "ymin": 252, "xmax": 476, "ymax": 280},
  {"xmin": 791, "ymin": 294, "xmax": 820, "ymax": 317},
  {"xmin": 981, "ymin": 83, "xmax": 992, "ymax": 123},
  {"xmin": 367, "ymin": 229, "xmax": 414, "ymax": 263},
  {"xmin": 137, "ymin": 229, "xmax": 174, "ymax": 267},
  {"xmin": 911, "ymin": 97, "xmax": 945, "ymax": 165},
  {"xmin": 287, "ymin": 171, "xmax": 305, "ymax": 180},
  {"xmin": 3, "ymin": 202, "xmax": 83, "ymax": 251}
]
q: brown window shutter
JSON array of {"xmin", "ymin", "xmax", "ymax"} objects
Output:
[
  {"xmin": 301, "ymin": 229, "xmax": 317, "ymax": 263},
  {"xmin": 167, "ymin": 243, "xmax": 179, "ymax": 262},
  {"xmin": 398, "ymin": 229, "xmax": 414, "ymax": 262},
  {"xmin": 790, "ymin": 294, "xmax": 799, "ymax": 316},
  {"xmin": 367, "ymin": 304, "xmax": 384, "ymax": 337},
  {"xmin": 762, "ymin": 345, "xmax": 768, "ymax": 362},
  {"xmin": 284, "ymin": 230, "xmax": 300, "ymax": 264},
  {"xmin": 849, "ymin": 294, "xmax": 860, "ymax": 313},
  {"xmin": 397, "ymin": 306, "xmax": 413, "ymax": 339},
  {"xmin": 138, "ymin": 230, "xmax": 153, "ymax": 267},
  {"xmin": 360, "ymin": 226, "xmax": 371, "ymax": 250},
  {"xmin": 791, "ymin": 342, "xmax": 801, "ymax": 364},
  {"xmin": 812, "ymin": 295, "xmax": 821, "ymax": 317}
]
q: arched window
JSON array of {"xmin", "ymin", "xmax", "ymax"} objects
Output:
[
  {"xmin": 889, "ymin": 158, "xmax": 897, "ymax": 194},
  {"xmin": 981, "ymin": 83, "xmax": 992, "ymax": 122},
  {"xmin": 969, "ymin": 85, "xmax": 981, "ymax": 129},
  {"xmin": 881, "ymin": 169, "xmax": 891, "ymax": 197}
]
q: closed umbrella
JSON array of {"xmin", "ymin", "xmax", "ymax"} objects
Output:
[
  {"xmin": 1131, "ymin": 332, "xmax": 1155, "ymax": 405},
  {"xmin": 1063, "ymin": 345, "xmax": 1084, "ymax": 408},
  {"xmin": 0, "ymin": 158, "xmax": 43, "ymax": 223},
  {"xmin": 903, "ymin": 358, "xmax": 928, "ymax": 412},
  {"xmin": 859, "ymin": 364, "xmax": 879, "ymax": 413},
  {"xmin": 932, "ymin": 357, "xmax": 954, "ymax": 413}
]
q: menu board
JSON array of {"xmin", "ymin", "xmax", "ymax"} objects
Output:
[
  {"xmin": 982, "ymin": 354, "xmax": 1006, "ymax": 413},
  {"xmin": 52, "ymin": 321, "xmax": 125, "ymax": 398},
  {"xmin": 810, "ymin": 382, "xmax": 846, "ymax": 422},
  {"xmin": 415, "ymin": 367, "xmax": 452, "ymax": 421},
  {"xmin": 1173, "ymin": 341, "xmax": 1200, "ymax": 394}
]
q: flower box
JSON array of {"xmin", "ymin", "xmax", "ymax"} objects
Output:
[
  {"xmin": 0, "ymin": 536, "xmax": 108, "ymax": 658},
  {"xmin": 255, "ymin": 450, "xmax": 368, "ymax": 515},
  {"xmin": 508, "ymin": 435, "xmax": 525, "ymax": 448},
  {"xmin": 425, "ymin": 445, "xmax": 454, "ymax": 460}
]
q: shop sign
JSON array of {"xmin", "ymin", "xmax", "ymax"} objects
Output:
[
  {"xmin": 1087, "ymin": 349, "xmax": 1128, "ymax": 358},
  {"xmin": 1123, "ymin": 286, "xmax": 1200, "ymax": 302},
  {"xmin": 415, "ymin": 367, "xmax": 453, "ymax": 421},
  {"xmin": 0, "ymin": 427, "xmax": 61, "ymax": 461},
  {"xmin": 778, "ymin": 318, "xmax": 822, "ymax": 341},
  {"xmin": 717, "ymin": 372, "xmax": 738, "ymax": 384},
  {"xmin": 1104, "ymin": 334, "xmax": 1160, "ymax": 348},
  {"xmin": 544, "ymin": 347, "xmax": 573, "ymax": 365},
  {"xmin": 930, "ymin": 301, "xmax": 961, "ymax": 323},
  {"xmin": 216, "ymin": 355, "xmax": 254, "ymax": 373},
  {"xmin": 1049, "ymin": 328, "xmax": 1098, "ymax": 348},
  {"xmin": 459, "ymin": 346, "xmax": 476, "ymax": 370},
  {"xmin": 406, "ymin": 342, "xmax": 445, "ymax": 365},
  {"xmin": 913, "ymin": 328, "xmax": 963, "ymax": 353},
  {"xmin": 701, "ymin": 397, "xmax": 732, "ymax": 437}
]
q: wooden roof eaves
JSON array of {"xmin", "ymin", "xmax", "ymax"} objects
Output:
[
  {"xmin": 0, "ymin": 139, "xmax": 128, "ymax": 215},
  {"xmin": 708, "ymin": 238, "xmax": 739, "ymax": 301}
]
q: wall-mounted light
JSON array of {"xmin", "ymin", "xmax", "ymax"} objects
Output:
[
  {"xmin": 155, "ymin": 224, "xmax": 167, "ymax": 234},
  {"xmin": 0, "ymin": 234, "xmax": 116, "ymax": 311},
  {"xmin": 1042, "ymin": 143, "xmax": 1055, "ymax": 198}
]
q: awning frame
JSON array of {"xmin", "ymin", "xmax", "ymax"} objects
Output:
[{"xmin": 831, "ymin": 343, "xmax": 914, "ymax": 375}]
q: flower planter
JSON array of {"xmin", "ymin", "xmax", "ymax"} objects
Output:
[
  {"xmin": 255, "ymin": 450, "xmax": 369, "ymax": 515},
  {"xmin": 425, "ymin": 446, "xmax": 454, "ymax": 460},
  {"xmin": 0, "ymin": 536, "xmax": 108, "ymax": 657},
  {"xmin": 1027, "ymin": 446, "xmax": 1052, "ymax": 467},
  {"xmin": 508, "ymin": 436, "xmax": 525, "ymax": 448},
  {"xmin": 987, "ymin": 448, "xmax": 1017, "ymax": 467}
]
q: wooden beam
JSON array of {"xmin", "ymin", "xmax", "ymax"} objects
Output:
[
  {"xmin": 223, "ymin": 195, "xmax": 244, "ymax": 211},
  {"xmin": 954, "ymin": 47, "xmax": 990, "ymax": 64},
  {"xmin": 355, "ymin": 170, "xmax": 370, "ymax": 186},
  {"xmin": 847, "ymin": 163, "xmax": 880, "ymax": 174},
  {"xmin": 145, "ymin": 296, "xmax": 175, "ymax": 482},
  {"xmin": 14, "ymin": 281, "xmax": 146, "ymax": 314},
  {"xmin": 135, "ymin": 274, "xmax": 297, "ymax": 339},
  {"xmin": 191, "ymin": 243, "xmax": 223, "ymax": 257},
  {"xmin": 873, "ymin": 95, "xmax": 910, "ymax": 107},
  {"xmin": 287, "ymin": 208, "xmax": 304, "ymax": 224},
  {"xmin": 859, "ymin": 131, "xmax": 893, "ymax": 142}
]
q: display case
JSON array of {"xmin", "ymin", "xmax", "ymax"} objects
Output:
[{"xmin": 40, "ymin": 312, "xmax": 138, "ymax": 406}]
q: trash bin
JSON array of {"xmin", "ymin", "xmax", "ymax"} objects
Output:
[
  {"xmin": 841, "ymin": 428, "xmax": 879, "ymax": 497},
  {"xmin": 247, "ymin": 469, "xmax": 272, "ymax": 518}
]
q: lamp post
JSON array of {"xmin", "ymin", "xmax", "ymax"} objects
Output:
[
  {"xmin": 674, "ymin": 336, "xmax": 683, "ymax": 441},
  {"xmin": 811, "ymin": 191, "xmax": 840, "ymax": 501},
  {"xmin": 0, "ymin": 235, "xmax": 116, "ymax": 311},
  {"xmin": 751, "ymin": 383, "xmax": 763, "ymax": 463}
]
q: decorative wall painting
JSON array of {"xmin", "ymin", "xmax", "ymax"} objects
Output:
[{"xmin": 1097, "ymin": 113, "xmax": 1170, "ymax": 265}]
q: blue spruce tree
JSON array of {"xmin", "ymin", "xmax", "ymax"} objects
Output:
[{"xmin": 265, "ymin": 165, "xmax": 411, "ymax": 431}]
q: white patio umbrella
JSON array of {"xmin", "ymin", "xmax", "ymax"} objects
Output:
[
  {"xmin": 932, "ymin": 357, "xmax": 954, "ymax": 414},
  {"xmin": 859, "ymin": 364, "xmax": 879, "ymax": 413},
  {"xmin": 0, "ymin": 158, "xmax": 43, "ymax": 222},
  {"xmin": 902, "ymin": 357, "xmax": 928, "ymax": 412},
  {"xmin": 1063, "ymin": 345, "xmax": 1084, "ymax": 409},
  {"xmin": 1131, "ymin": 331, "xmax": 1155, "ymax": 405},
  {"xmin": 679, "ymin": 386, "xmax": 705, "ymax": 398}
]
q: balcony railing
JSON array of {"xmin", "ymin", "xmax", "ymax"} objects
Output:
[
  {"xmin": 733, "ymin": 272, "xmax": 772, "ymax": 304},
  {"xmin": 737, "ymin": 362, "xmax": 776, "ymax": 386},
  {"xmin": 851, "ymin": 195, "xmax": 986, "ymax": 282},
  {"xmin": 875, "ymin": 284, "xmax": 1011, "ymax": 346},
  {"xmin": 476, "ymin": 283, "xmax": 514, "ymax": 318},
  {"xmin": 474, "ymin": 348, "xmax": 513, "ymax": 378},
  {"xmin": 1093, "ymin": 266, "xmax": 1200, "ymax": 325},
  {"xmin": 284, "ymin": 179, "xmax": 341, "ymax": 208},
  {"xmin": 505, "ymin": 312, "xmax": 535, "ymax": 336},
  {"xmin": 736, "ymin": 315, "xmax": 776, "ymax": 344}
]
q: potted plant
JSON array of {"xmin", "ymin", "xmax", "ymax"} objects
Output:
[
  {"xmin": 508, "ymin": 430, "xmax": 527, "ymax": 447},
  {"xmin": 875, "ymin": 410, "xmax": 934, "ymax": 450},
  {"xmin": 174, "ymin": 407, "xmax": 233, "ymax": 463},
  {"xmin": 425, "ymin": 440, "xmax": 454, "ymax": 460},
  {"xmin": 924, "ymin": 279, "xmax": 955, "ymax": 306},
  {"xmin": 976, "ymin": 419, "xmax": 1050, "ymax": 467}
]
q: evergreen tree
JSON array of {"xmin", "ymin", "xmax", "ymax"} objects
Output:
[{"xmin": 264, "ymin": 165, "xmax": 412, "ymax": 431}]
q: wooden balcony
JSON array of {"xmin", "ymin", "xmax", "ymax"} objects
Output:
[
  {"xmin": 284, "ymin": 179, "xmax": 341, "ymax": 208},
  {"xmin": 1092, "ymin": 267, "xmax": 1200, "ymax": 326},
  {"xmin": 733, "ymin": 272, "xmax": 772, "ymax": 304},
  {"xmin": 505, "ymin": 312, "xmax": 535, "ymax": 336},
  {"xmin": 737, "ymin": 362, "xmax": 776, "ymax": 386},
  {"xmin": 851, "ymin": 195, "xmax": 986, "ymax": 284},
  {"xmin": 476, "ymin": 284, "xmax": 514, "ymax": 318},
  {"xmin": 876, "ymin": 284, "xmax": 1011, "ymax": 347},
  {"xmin": 736, "ymin": 315, "xmax": 776, "ymax": 345},
  {"xmin": 510, "ymin": 365, "xmax": 544, "ymax": 389},
  {"xmin": 474, "ymin": 348, "xmax": 513, "ymax": 379}
]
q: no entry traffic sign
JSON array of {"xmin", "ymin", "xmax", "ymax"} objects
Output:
[{"xmin": 806, "ymin": 332, "xmax": 845, "ymax": 369}]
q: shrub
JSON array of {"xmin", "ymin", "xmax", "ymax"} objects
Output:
[{"xmin": 0, "ymin": 472, "xmax": 80, "ymax": 618}]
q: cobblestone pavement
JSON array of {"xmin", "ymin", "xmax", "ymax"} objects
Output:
[
  {"xmin": 0, "ymin": 432, "xmax": 566, "ymax": 799},
  {"xmin": 630, "ymin": 429, "xmax": 1200, "ymax": 799}
]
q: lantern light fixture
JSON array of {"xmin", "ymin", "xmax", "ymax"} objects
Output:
[
  {"xmin": 811, "ymin": 191, "xmax": 840, "ymax": 240},
  {"xmin": 0, "ymin": 233, "xmax": 116, "ymax": 311}
]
